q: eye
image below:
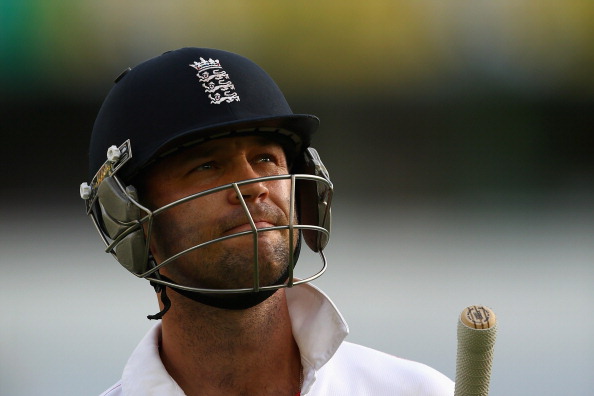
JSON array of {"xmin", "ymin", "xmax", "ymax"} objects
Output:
[
  {"xmin": 193, "ymin": 160, "xmax": 216, "ymax": 172},
  {"xmin": 255, "ymin": 154, "xmax": 274, "ymax": 163},
  {"xmin": 253, "ymin": 151, "xmax": 289, "ymax": 175}
]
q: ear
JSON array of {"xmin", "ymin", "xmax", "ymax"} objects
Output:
[{"xmin": 297, "ymin": 148, "xmax": 332, "ymax": 252}]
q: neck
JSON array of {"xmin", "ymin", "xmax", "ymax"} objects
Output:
[{"xmin": 159, "ymin": 289, "xmax": 302, "ymax": 396}]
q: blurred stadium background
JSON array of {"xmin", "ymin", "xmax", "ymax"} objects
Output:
[{"xmin": 1, "ymin": 1, "xmax": 593, "ymax": 395}]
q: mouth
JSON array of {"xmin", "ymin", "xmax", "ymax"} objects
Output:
[{"xmin": 224, "ymin": 221, "xmax": 276, "ymax": 235}]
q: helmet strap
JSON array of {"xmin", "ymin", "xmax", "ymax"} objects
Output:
[
  {"xmin": 150, "ymin": 270, "xmax": 288, "ymax": 314},
  {"xmin": 147, "ymin": 282, "xmax": 172, "ymax": 320}
]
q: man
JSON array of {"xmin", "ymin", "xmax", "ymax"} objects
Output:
[{"xmin": 80, "ymin": 47, "xmax": 454, "ymax": 396}]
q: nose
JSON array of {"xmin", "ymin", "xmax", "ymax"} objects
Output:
[{"xmin": 226, "ymin": 164, "xmax": 270, "ymax": 205}]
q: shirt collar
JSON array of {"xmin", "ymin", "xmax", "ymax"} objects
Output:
[
  {"xmin": 121, "ymin": 283, "xmax": 349, "ymax": 395},
  {"xmin": 286, "ymin": 282, "xmax": 349, "ymax": 394}
]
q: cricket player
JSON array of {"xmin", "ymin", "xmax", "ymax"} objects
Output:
[{"xmin": 81, "ymin": 47, "xmax": 454, "ymax": 396}]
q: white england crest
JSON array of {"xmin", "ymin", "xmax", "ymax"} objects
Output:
[{"xmin": 189, "ymin": 58, "xmax": 240, "ymax": 104}]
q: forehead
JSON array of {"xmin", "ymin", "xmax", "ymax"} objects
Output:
[
  {"xmin": 149, "ymin": 135, "xmax": 286, "ymax": 171},
  {"xmin": 174, "ymin": 135, "xmax": 286, "ymax": 160},
  {"xmin": 133, "ymin": 134, "xmax": 295, "ymax": 190},
  {"xmin": 196, "ymin": 134, "xmax": 281, "ymax": 153}
]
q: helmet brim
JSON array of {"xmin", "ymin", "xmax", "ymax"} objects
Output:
[{"xmin": 124, "ymin": 113, "xmax": 319, "ymax": 181}]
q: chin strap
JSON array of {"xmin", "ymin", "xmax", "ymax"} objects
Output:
[
  {"xmin": 146, "ymin": 270, "xmax": 289, "ymax": 319},
  {"xmin": 147, "ymin": 283, "xmax": 172, "ymax": 320}
]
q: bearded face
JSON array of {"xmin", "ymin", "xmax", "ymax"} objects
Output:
[{"xmin": 141, "ymin": 136, "xmax": 299, "ymax": 292}]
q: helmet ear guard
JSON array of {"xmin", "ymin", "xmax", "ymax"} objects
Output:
[
  {"xmin": 297, "ymin": 147, "xmax": 332, "ymax": 252},
  {"xmin": 97, "ymin": 176, "xmax": 140, "ymax": 238},
  {"xmin": 96, "ymin": 176, "xmax": 149, "ymax": 276},
  {"xmin": 82, "ymin": 140, "xmax": 154, "ymax": 277}
]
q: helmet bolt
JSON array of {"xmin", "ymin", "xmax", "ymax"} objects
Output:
[
  {"xmin": 80, "ymin": 182, "xmax": 92, "ymax": 200},
  {"xmin": 107, "ymin": 145, "xmax": 121, "ymax": 162}
]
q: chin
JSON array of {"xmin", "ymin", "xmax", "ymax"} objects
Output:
[{"xmin": 164, "ymin": 252, "xmax": 290, "ymax": 292}]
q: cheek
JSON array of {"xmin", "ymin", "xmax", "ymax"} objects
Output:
[
  {"xmin": 159, "ymin": 195, "xmax": 211, "ymax": 231},
  {"xmin": 146, "ymin": 198, "xmax": 203, "ymax": 247},
  {"xmin": 271, "ymin": 180, "xmax": 294, "ymax": 209},
  {"xmin": 151, "ymin": 191, "xmax": 226, "ymax": 240}
]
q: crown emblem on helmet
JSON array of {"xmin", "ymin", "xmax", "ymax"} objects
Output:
[
  {"xmin": 190, "ymin": 57, "xmax": 221, "ymax": 72},
  {"xmin": 190, "ymin": 58, "xmax": 240, "ymax": 105}
]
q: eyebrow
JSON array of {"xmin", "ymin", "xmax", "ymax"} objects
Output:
[
  {"xmin": 178, "ymin": 136, "xmax": 282, "ymax": 163},
  {"xmin": 187, "ymin": 144, "xmax": 218, "ymax": 160}
]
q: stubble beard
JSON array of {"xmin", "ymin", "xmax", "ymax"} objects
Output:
[{"xmin": 150, "ymin": 201, "xmax": 298, "ymax": 291}]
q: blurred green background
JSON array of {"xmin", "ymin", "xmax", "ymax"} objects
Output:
[
  {"xmin": 1, "ymin": 2, "xmax": 593, "ymax": 396},
  {"xmin": 2, "ymin": 0, "xmax": 593, "ymax": 205}
]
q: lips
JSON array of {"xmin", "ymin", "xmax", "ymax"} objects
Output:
[
  {"xmin": 225, "ymin": 221, "xmax": 276, "ymax": 235},
  {"xmin": 218, "ymin": 203, "xmax": 288, "ymax": 237}
]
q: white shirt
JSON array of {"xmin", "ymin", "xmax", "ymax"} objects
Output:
[{"xmin": 100, "ymin": 283, "xmax": 454, "ymax": 395}]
